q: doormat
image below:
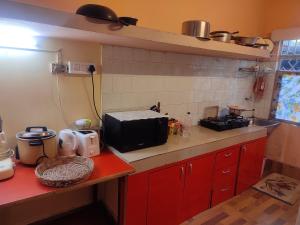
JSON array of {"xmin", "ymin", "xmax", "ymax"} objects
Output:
[{"xmin": 253, "ymin": 173, "xmax": 300, "ymax": 205}]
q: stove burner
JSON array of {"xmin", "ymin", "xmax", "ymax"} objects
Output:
[{"xmin": 199, "ymin": 115, "xmax": 250, "ymax": 131}]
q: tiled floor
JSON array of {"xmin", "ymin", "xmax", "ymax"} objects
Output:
[{"xmin": 182, "ymin": 189, "xmax": 299, "ymax": 225}]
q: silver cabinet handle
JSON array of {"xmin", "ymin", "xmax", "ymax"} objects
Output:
[
  {"xmin": 224, "ymin": 152, "xmax": 232, "ymax": 158},
  {"xmin": 220, "ymin": 188, "xmax": 230, "ymax": 192},
  {"xmin": 180, "ymin": 166, "xmax": 185, "ymax": 178},
  {"xmin": 222, "ymin": 169, "xmax": 231, "ymax": 174},
  {"xmin": 189, "ymin": 163, "xmax": 193, "ymax": 174}
]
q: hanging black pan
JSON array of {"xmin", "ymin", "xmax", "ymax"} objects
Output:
[{"xmin": 76, "ymin": 4, "xmax": 138, "ymax": 26}]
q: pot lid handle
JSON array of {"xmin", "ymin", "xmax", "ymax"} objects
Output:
[{"xmin": 25, "ymin": 126, "xmax": 48, "ymax": 132}]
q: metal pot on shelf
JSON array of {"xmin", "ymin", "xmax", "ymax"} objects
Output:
[
  {"xmin": 182, "ymin": 20, "xmax": 211, "ymax": 40},
  {"xmin": 210, "ymin": 31, "xmax": 239, "ymax": 43},
  {"xmin": 16, "ymin": 127, "xmax": 57, "ymax": 165},
  {"xmin": 233, "ymin": 36, "xmax": 259, "ymax": 46}
]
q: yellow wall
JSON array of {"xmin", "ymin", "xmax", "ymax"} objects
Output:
[
  {"xmin": 0, "ymin": 37, "xmax": 101, "ymax": 148},
  {"xmin": 14, "ymin": 0, "xmax": 265, "ymax": 36},
  {"xmin": 0, "ymin": 37, "xmax": 101, "ymax": 224},
  {"xmin": 13, "ymin": 0, "xmax": 300, "ymax": 36}
]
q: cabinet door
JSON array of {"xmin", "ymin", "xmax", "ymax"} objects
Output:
[
  {"xmin": 124, "ymin": 172, "xmax": 148, "ymax": 225},
  {"xmin": 182, "ymin": 154, "xmax": 215, "ymax": 221},
  {"xmin": 147, "ymin": 164, "xmax": 185, "ymax": 225},
  {"xmin": 237, "ymin": 138, "xmax": 267, "ymax": 194}
]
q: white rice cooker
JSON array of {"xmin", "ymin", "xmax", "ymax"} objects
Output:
[{"xmin": 16, "ymin": 126, "xmax": 57, "ymax": 165}]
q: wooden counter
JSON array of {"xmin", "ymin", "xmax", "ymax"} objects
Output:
[{"xmin": 0, "ymin": 150, "xmax": 135, "ymax": 209}]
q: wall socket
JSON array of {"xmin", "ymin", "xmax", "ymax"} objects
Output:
[
  {"xmin": 67, "ymin": 61, "xmax": 96, "ymax": 75},
  {"xmin": 50, "ymin": 61, "xmax": 96, "ymax": 75}
]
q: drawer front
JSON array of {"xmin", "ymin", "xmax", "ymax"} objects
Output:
[
  {"xmin": 215, "ymin": 146, "xmax": 239, "ymax": 169},
  {"xmin": 212, "ymin": 185, "xmax": 235, "ymax": 206},
  {"xmin": 213, "ymin": 164, "xmax": 237, "ymax": 190}
]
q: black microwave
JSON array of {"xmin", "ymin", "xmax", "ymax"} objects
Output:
[{"xmin": 104, "ymin": 110, "xmax": 169, "ymax": 153}]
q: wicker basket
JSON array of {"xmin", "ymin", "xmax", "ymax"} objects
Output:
[{"xmin": 35, "ymin": 156, "xmax": 94, "ymax": 188}]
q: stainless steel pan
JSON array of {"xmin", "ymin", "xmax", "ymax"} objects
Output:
[
  {"xmin": 233, "ymin": 36, "xmax": 258, "ymax": 46},
  {"xmin": 182, "ymin": 20, "xmax": 210, "ymax": 40},
  {"xmin": 210, "ymin": 31, "xmax": 239, "ymax": 43}
]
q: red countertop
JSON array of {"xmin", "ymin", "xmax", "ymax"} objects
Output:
[{"xmin": 0, "ymin": 150, "xmax": 135, "ymax": 209}]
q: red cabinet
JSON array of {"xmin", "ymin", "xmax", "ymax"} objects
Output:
[
  {"xmin": 181, "ymin": 154, "xmax": 215, "ymax": 221},
  {"xmin": 124, "ymin": 154, "xmax": 215, "ymax": 225},
  {"xmin": 212, "ymin": 146, "xmax": 239, "ymax": 206},
  {"xmin": 213, "ymin": 164, "xmax": 238, "ymax": 189},
  {"xmin": 124, "ymin": 172, "xmax": 149, "ymax": 225},
  {"xmin": 212, "ymin": 184, "xmax": 235, "ymax": 206},
  {"xmin": 212, "ymin": 163, "xmax": 237, "ymax": 206},
  {"xmin": 215, "ymin": 146, "xmax": 239, "ymax": 170},
  {"xmin": 237, "ymin": 137, "xmax": 267, "ymax": 194},
  {"xmin": 123, "ymin": 138, "xmax": 267, "ymax": 225},
  {"xmin": 147, "ymin": 164, "xmax": 185, "ymax": 225}
]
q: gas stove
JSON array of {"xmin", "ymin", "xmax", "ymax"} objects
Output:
[{"xmin": 199, "ymin": 115, "xmax": 250, "ymax": 131}]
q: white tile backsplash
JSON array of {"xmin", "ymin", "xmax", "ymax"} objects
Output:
[
  {"xmin": 101, "ymin": 75, "xmax": 113, "ymax": 93},
  {"xmin": 101, "ymin": 45, "xmax": 256, "ymax": 124},
  {"xmin": 112, "ymin": 75, "xmax": 133, "ymax": 93}
]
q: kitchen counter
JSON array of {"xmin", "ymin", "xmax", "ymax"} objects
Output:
[
  {"xmin": 0, "ymin": 150, "xmax": 135, "ymax": 209},
  {"xmin": 110, "ymin": 125, "xmax": 267, "ymax": 173}
]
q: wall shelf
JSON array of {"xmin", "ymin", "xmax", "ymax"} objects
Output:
[{"xmin": 0, "ymin": 1, "xmax": 270, "ymax": 60}]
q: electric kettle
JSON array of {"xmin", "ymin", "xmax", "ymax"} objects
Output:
[{"xmin": 58, "ymin": 129, "xmax": 78, "ymax": 157}]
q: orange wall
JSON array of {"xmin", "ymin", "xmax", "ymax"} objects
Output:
[
  {"xmin": 14, "ymin": 0, "xmax": 265, "ymax": 36},
  {"xmin": 13, "ymin": 0, "xmax": 300, "ymax": 37},
  {"xmin": 263, "ymin": 0, "xmax": 300, "ymax": 36}
]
